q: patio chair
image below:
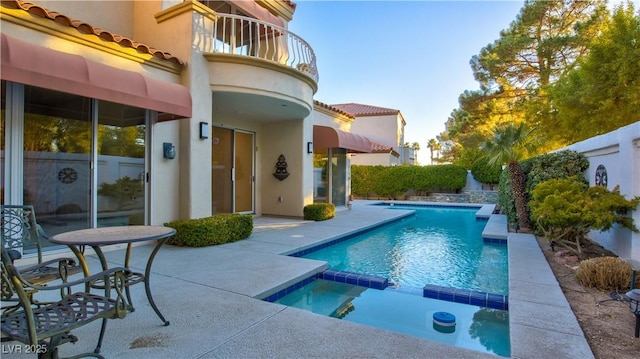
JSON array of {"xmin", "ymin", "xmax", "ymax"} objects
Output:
[
  {"xmin": 1, "ymin": 205, "xmax": 84, "ymax": 311},
  {"xmin": 626, "ymin": 269, "xmax": 640, "ymax": 338},
  {"xmin": 1, "ymin": 243, "xmax": 129, "ymax": 358}
]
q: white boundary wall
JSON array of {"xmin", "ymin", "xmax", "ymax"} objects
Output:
[{"xmin": 559, "ymin": 121, "xmax": 640, "ymax": 267}]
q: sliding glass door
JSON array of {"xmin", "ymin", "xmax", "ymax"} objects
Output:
[
  {"xmin": 211, "ymin": 126, "xmax": 254, "ymax": 214},
  {"xmin": 2, "ymin": 82, "xmax": 149, "ymax": 244}
]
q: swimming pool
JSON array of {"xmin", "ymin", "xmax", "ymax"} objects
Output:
[
  {"xmin": 271, "ymin": 205, "xmax": 510, "ymax": 357},
  {"xmin": 302, "ymin": 206, "xmax": 508, "ymax": 295}
]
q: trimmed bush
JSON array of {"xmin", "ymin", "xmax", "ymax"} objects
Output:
[
  {"xmin": 164, "ymin": 213, "xmax": 253, "ymax": 247},
  {"xmin": 351, "ymin": 164, "xmax": 468, "ymax": 198},
  {"xmin": 304, "ymin": 203, "xmax": 335, "ymax": 221},
  {"xmin": 471, "ymin": 157, "xmax": 502, "ymax": 185},
  {"xmin": 497, "ymin": 150, "xmax": 589, "ymax": 226},
  {"xmin": 576, "ymin": 257, "xmax": 638, "ymax": 291}
]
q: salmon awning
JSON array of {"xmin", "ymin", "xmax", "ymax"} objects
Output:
[
  {"xmin": 313, "ymin": 125, "xmax": 372, "ymax": 153},
  {"xmin": 1, "ymin": 34, "xmax": 191, "ymax": 120}
]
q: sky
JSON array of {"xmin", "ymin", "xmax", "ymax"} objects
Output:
[{"xmin": 288, "ymin": 0, "xmax": 638, "ymax": 154}]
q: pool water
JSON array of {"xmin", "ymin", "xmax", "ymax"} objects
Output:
[
  {"xmin": 274, "ymin": 205, "xmax": 510, "ymax": 357},
  {"xmin": 302, "ymin": 206, "xmax": 508, "ymax": 295},
  {"xmin": 276, "ymin": 280, "xmax": 510, "ymax": 357}
]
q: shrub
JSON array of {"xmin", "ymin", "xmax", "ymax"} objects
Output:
[
  {"xmin": 351, "ymin": 164, "xmax": 468, "ymax": 198},
  {"xmin": 576, "ymin": 257, "xmax": 638, "ymax": 291},
  {"xmin": 303, "ymin": 203, "xmax": 335, "ymax": 221},
  {"xmin": 529, "ymin": 177, "xmax": 639, "ymax": 256},
  {"xmin": 497, "ymin": 150, "xmax": 589, "ymax": 226},
  {"xmin": 471, "ymin": 157, "xmax": 502, "ymax": 185},
  {"xmin": 164, "ymin": 213, "xmax": 253, "ymax": 247}
]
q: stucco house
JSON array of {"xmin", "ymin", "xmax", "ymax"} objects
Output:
[
  {"xmin": 1, "ymin": 0, "xmax": 375, "ymax": 245},
  {"xmin": 331, "ymin": 102, "xmax": 416, "ymax": 166}
]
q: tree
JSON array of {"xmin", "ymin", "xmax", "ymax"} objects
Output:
[
  {"xmin": 530, "ymin": 178, "xmax": 640, "ymax": 256},
  {"xmin": 481, "ymin": 123, "xmax": 539, "ymax": 231},
  {"xmin": 426, "ymin": 139, "xmax": 441, "ymax": 165},
  {"xmin": 548, "ymin": 3, "xmax": 640, "ymax": 143},
  {"xmin": 443, "ymin": 0, "xmax": 607, "ymax": 163}
]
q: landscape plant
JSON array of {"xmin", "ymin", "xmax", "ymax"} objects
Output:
[
  {"xmin": 529, "ymin": 177, "xmax": 639, "ymax": 256},
  {"xmin": 303, "ymin": 203, "xmax": 335, "ymax": 221},
  {"xmin": 481, "ymin": 123, "xmax": 539, "ymax": 231},
  {"xmin": 576, "ymin": 256, "xmax": 639, "ymax": 291},
  {"xmin": 351, "ymin": 164, "xmax": 467, "ymax": 198},
  {"xmin": 164, "ymin": 214, "xmax": 253, "ymax": 247}
]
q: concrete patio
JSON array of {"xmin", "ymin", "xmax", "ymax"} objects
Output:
[{"xmin": 4, "ymin": 201, "xmax": 593, "ymax": 358}]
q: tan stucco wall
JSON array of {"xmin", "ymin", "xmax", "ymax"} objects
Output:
[
  {"xmin": 350, "ymin": 152, "xmax": 398, "ymax": 166},
  {"xmin": 36, "ymin": 0, "xmax": 135, "ymax": 37},
  {"xmin": 312, "ymin": 108, "xmax": 352, "ymax": 132},
  {"xmin": 260, "ymin": 120, "xmax": 308, "ymax": 217},
  {"xmin": 351, "ymin": 114, "xmax": 401, "ymax": 149}
]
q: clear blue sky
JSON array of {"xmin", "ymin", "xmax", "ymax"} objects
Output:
[{"xmin": 289, "ymin": 0, "xmax": 636, "ymax": 157}]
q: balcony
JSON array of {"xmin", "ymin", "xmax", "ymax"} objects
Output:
[{"xmin": 201, "ymin": 13, "xmax": 318, "ymax": 121}]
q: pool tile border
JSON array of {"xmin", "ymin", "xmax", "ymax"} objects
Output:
[
  {"xmin": 319, "ymin": 270, "xmax": 389, "ymax": 290},
  {"xmin": 263, "ymin": 270, "xmax": 390, "ymax": 302},
  {"xmin": 423, "ymin": 284, "xmax": 509, "ymax": 310}
]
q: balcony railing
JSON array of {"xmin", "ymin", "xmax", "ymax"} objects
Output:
[{"xmin": 211, "ymin": 13, "xmax": 318, "ymax": 83}]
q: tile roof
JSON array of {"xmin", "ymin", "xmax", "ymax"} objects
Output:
[
  {"xmin": 2, "ymin": 0, "xmax": 185, "ymax": 66},
  {"xmin": 313, "ymin": 100, "xmax": 354, "ymax": 119},
  {"xmin": 370, "ymin": 141, "xmax": 393, "ymax": 153},
  {"xmin": 331, "ymin": 103, "xmax": 400, "ymax": 117}
]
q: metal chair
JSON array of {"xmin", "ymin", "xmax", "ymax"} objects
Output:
[
  {"xmin": 1, "ymin": 244, "xmax": 128, "ymax": 358},
  {"xmin": 626, "ymin": 269, "xmax": 640, "ymax": 338},
  {"xmin": 1, "ymin": 205, "xmax": 84, "ymax": 311}
]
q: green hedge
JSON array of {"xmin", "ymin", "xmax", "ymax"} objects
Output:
[
  {"xmin": 303, "ymin": 203, "xmax": 335, "ymax": 221},
  {"xmin": 351, "ymin": 164, "xmax": 468, "ymax": 198},
  {"xmin": 164, "ymin": 213, "xmax": 253, "ymax": 247},
  {"xmin": 471, "ymin": 157, "xmax": 502, "ymax": 185}
]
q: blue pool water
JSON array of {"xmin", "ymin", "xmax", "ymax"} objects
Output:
[
  {"xmin": 273, "ymin": 205, "xmax": 510, "ymax": 357},
  {"xmin": 303, "ymin": 206, "xmax": 508, "ymax": 295},
  {"xmin": 277, "ymin": 280, "xmax": 510, "ymax": 357}
]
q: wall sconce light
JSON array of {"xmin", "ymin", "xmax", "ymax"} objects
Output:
[
  {"xmin": 307, "ymin": 141, "xmax": 313, "ymax": 154},
  {"xmin": 163, "ymin": 142, "xmax": 176, "ymax": 159},
  {"xmin": 199, "ymin": 122, "xmax": 209, "ymax": 139}
]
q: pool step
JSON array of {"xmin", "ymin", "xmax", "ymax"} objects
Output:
[
  {"xmin": 482, "ymin": 214, "xmax": 508, "ymax": 244},
  {"xmin": 423, "ymin": 284, "xmax": 508, "ymax": 311},
  {"xmin": 318, "ymin": 270, "xmax": 388, "ymax": 290}
]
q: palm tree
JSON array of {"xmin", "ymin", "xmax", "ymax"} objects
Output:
[
  {"xmin": 427, "ymin": 138, "xmax": 438, "ymax": 165},
  {"xmin": 481, "ymin": 123, "xmax": 538, "ymax": 232}
]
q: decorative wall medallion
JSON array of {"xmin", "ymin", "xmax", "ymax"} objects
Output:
[
  {"xmin": 273, "ymin": 154, "xmax": 290, "ymax": 181},
  {"xmin": 57, "ymin": 167, "xmax": 78, "ymax": 184},
  {"xmin": 595, "ymin": 164, "xmax": 607, "ymax": 187}
]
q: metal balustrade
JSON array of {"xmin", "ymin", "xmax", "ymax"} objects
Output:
[{"xmin": 211, "ymin": 13, "xmax": 318, "ymax": 82}]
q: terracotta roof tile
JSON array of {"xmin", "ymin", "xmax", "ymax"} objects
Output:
[
  {"xmin": 2, "ymin": 0, "xmax": 186, "ymax": 67},
  {"xmin": 313, "ymin": 100, "xmax": 354, "ymax": 119},
  {"xmin": 283, "ymin": 0, "xmax": 297, "ymax": 10},
  {"xmin": 331, "ymin": 103, "xmax": 400, "ymax": 117},
  {"xmin": 370, "ymin": 141, "xmax": 393, "ymax": 153}
]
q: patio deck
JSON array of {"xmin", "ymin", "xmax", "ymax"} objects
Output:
[{"xmin": 6, "ymin": 201, "xmax": 592, "ymax": 358}]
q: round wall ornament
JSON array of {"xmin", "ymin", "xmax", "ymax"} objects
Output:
[
  {"xmin": 57, "ymin": 167, "xmax": 78, "ymax": 184},
  {"xmin": 595, "ymin": 165, "xmax": 607, "ymax": 187}
]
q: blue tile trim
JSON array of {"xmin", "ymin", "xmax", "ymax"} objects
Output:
[
  {"xmin": 378, "ymin": 203, "xmax": 483, "ymax": 210},
  {"xmin": 423, "ymin": 284, "xmax": 509, "ymax": 310},
  {"xmin": 262, "ymin": 270, "xmax": 389, "ymax": 303},
  {"xmin": 263, "ymin": 275, "xmax": 317, "ymax": 302},
  {"xmin": 483, "ymin": 237, "xmax": 508, "ymax": 245},
  {"xmin": 318, "ymin": 270, "xmax": 389, "ymax": 290}
]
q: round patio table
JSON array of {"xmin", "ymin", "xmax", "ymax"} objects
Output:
[{"xmin": 50, "ymin": 225, "xmax": 176, "ymax": 326}]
